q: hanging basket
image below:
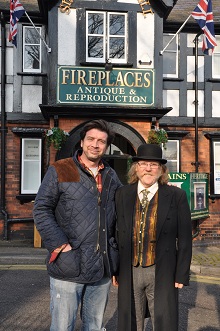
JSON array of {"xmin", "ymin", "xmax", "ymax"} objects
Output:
[
  {"xmin": 147, "ymin": 128, "xmax": 168, "ymax": 149},
  {"xmin": 45, "ymin": 127, "xmax": 69, "ymax": 150}
]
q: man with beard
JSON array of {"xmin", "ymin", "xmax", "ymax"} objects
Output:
[
  {"xmin": 114, "ymin": 143, "xmax": 192, "ymax": 331},
  {"xmin": 34, "ymin": 119, "xmax": 121, "ymax": 331}
]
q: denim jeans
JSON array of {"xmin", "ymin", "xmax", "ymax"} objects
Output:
[{"xmin": 50, "ymin": 276, "xmax": 111, "ymax": 331}]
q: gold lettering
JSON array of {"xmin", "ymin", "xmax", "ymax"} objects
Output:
[
  {"xmin": 77, "ymin": 87, "xmax": 83, "ymax": 93},
  {"xmin": 124, "ymin": 72, "xmax": 134, "ymax": 87},
  {"xmin": 97, "ymin": 71, "xmax": 106, "ymax": 86},
  {"xmin": 77, "ymin": 70, "xmax": 87, "ymax": 85},
  {"xmin": 62, "ymin": 69, "xmax": 70, "ymax": 84},
  {"xmin": 105, "ymin": 71, "xmax": 114, "ymax": 86},
  {"xmin": 71, "ymin": 70, "xmax": 76, "ymax": 84},
  {"xmin": 115, "ymin": 72, "xmax": 125, "ymax": 86},
  {"xmin": 66, "ymin": 94, "xmax": 72, "ymax": 100},
  {"xmin": 134, "ymin": 72, "xmax": 143, "ymax": 87},
  {"xmin": 143, "ymin": 72, "xmax": 151, "ymax": 88},
  {"xmin": 88, "ymin": 71, "xmax": 97, "ymax": 86}
]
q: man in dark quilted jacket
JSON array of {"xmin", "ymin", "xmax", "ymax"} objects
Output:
[{"xmin": 33, "ymin": 119, "xmax": 122, "ymax": 331}]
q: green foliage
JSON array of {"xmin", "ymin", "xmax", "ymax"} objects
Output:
[
  {"xmin": 147, "ymin": 128, "xmax": 168, "ymax": 149},
  {"xmin": 45, "ymin": 127, "xmax": 69, "ymax": 150}
]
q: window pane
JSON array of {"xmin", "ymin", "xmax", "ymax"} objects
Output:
[
  {"xmin": 163, "ymin": 141, "xmax": 178, "ymax": 160},
  {"xmin": 109, "ymin": 38, "xmax": 125, "ymax": 59},
  {"xmin": 109, "ymin": 14, "xmax": 125, "ymax": 35},
  {"xmin": 163, "ymin": 53, "xmax": 176, "ymax": 75},
  {"xmin": 22, "ymin": 139, "xmax": 41, "ymax": 194},
  {"xmin": 163, "ymin": 35, "xmax": 176, "ymax": 51},
  {"xmin": 24, "ymin": 45, "xmax": 40, "ymax": 69},
  {"xmin": 23, "ymin": 26, "xmax": 41, "ymax": 72},
  {"xmin": 214, "ymin": 142, "xmax": 220, "ymax": 193},
  {"xmin": 23, "ymin": 162, "xmax": 40, "ymax": 191},
  {"xmin": 213, "ymin": 54, "xmax": 220, "ymax": 77},
  {"xmin": 167, "ymin": 161, "xmax": 178, "ymax": 172},
  {"xmin": 88, "ymin": 37, "xmax": 104, "ymax": 58},
  {"xmin": 163, "ymin": 140, "xmax": 179, "ymax": 172},
  {"xmin": 88, "ymin": 13, "xmax": 104, "ymax": 34},
  {"xmin": 163, "ymin": 34, "xmax": 178, "ymax": 77},
  {"xmin": 25, "ymin": 27, "xmax": 40, "ymax": 44}
]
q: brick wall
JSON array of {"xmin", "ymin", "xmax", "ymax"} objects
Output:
[{"xmin": 1, "ymin": 119, "xmax": 220, "ymax": 242}]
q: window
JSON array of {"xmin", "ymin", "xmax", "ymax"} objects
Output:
[
  {"xmin": 163, "ymin": 34, "xmax": 178, "ymax": 78},
  {"xmin": 23, "ymin": 26, "xmax": 42, "ymax": 72},
  {"xmin": 21, "ymin": 138, "xmax": 42, "ymax": 194},
  {"xmin": 212, "ymin": 35, "xmax": 220, "ymax": 78},
  {"xmin": 163, "ymin": 140, "xmax": 179, "ymax": 172},
  {"xmin": 86, "ymin": 11, "xmax": 127, "ymax": 63},
  {"xmin": 214, "ymin": 141, "xmax": 220, "ymax": 194}
]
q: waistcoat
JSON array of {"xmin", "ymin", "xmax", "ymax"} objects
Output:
[{"xmin": 132, "ymin": 191, "xmax": 158, "ymax": 266}]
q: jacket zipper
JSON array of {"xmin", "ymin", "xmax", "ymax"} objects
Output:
[{"xmin": 96, "ymin": 194, "xmax": 101, "ymax": 251}]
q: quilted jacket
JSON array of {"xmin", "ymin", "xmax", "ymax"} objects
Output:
[{"xmin": 33, "ymin": 151, "xmax": 122, "ymax": 283}]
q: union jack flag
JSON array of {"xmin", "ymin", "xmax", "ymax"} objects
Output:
[
  {"xmin": 191, "ymin": 0, "xmax": 217, "ymax": 55},
  {"xmin": 9, "ymin": 0, "xmax": 25, "ymax": 47}
]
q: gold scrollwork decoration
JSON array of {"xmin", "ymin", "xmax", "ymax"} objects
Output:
[
  {"xmin": 60, "ymin": 0, "xmax": 74, "ymax": 15},
  {"xmin": 138, "ymin": 0, "xmax": 153, "ymax": 17}
]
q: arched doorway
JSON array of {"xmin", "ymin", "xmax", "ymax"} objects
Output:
[{"xmin": 57, "ymin": 120, "xmax": 146, "ymax": 184}]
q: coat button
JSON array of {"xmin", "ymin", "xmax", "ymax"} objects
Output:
[{"xmin": 166, "ymin": 248, "xmax": 169, "ymax": 252}]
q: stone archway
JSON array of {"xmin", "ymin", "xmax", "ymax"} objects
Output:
[
  {"xmin": 57, "ymin": 119, "xmax": 146, "ymax": 161},
  {"xmin": 56, "ymin": 120, "xmax": 146, "ymax": 183}
]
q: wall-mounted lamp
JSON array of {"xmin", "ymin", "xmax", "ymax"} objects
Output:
[
  {"xmin": 139, "ymin": 60, "xmax": 152, "ymax": 65},
  {"xmin": 105, "ymin": 59, "xmax": 113, "ymax": 72}
]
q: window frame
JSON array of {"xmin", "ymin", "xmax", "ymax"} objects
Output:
[
  {"xmin": 23, "ymin": 25, "xmax": 42, "ymax": 73},
  {"xmin": 162, "ymin": 33, "xmax": 178, "ymax": 78},
  {"xmin": 162, "ymin": 139, "xmax": 180, "ymax": 172},
  {"xmin": 213, "ymin": 141, "xmax": 220, "ymax": 194},
  {"xmin": 21, "ymin": 138, "xmax": 42, "ymax": 194},
  {"xmin": 86, "ymin": 10, "xmax": 127, "ymax": 64}
]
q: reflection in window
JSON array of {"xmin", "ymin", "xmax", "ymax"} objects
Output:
[
  {"xmin": 86, "ymin": 11, "xmax": 127, "ymax": 63},
  {"xmin": 163, "ymin": 34, "xmax": 178, "ymax": 78},
  {"xmin": 23, "ymin": 26, "xmax": 41, "ymax": 72},
  {"xmin": 163, "ymin": 140, "xmax": 179, "ymax": 172}
]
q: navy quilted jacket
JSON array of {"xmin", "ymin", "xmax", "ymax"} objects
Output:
[{"xmin": 33, "ymin": 151, "xmax": 122, "ymax": 283}]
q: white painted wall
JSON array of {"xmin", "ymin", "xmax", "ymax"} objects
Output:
[
  {"xmin": 137, "ymin": 12, "xmax": 154, "ymax": 69},
  {"xmin": 187, "ymin": 90, "xmax": 204, "ymax": 117},
  {"xmin": 58, "ymin": 9, "xmax": 76, "ymax": 65},
  {"xmin": 212, "ymin": 91, "xmax": 220, "ymax": 117},
  {"xmin": 187, "ymin": 56, "xmax": 204, "ymax": 82},
  {"xmin": 22, "ymin": 85, "xmax": 42, "ymax": 113},
  {"xmin": 163, "ymin": 90, "xmax": 179, "ymax": 116}
]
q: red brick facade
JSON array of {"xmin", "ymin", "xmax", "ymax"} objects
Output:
[{"xmin": 1, "ymin": 119, "xmax": 220, "ymax": 242}]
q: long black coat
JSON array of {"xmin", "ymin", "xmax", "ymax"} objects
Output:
[{"xmin": 115, "ymin": 183, "xmax": 192, "ymax": 331}]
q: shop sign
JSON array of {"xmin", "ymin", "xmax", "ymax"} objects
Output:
[
  {"xmin": 57, "ymin": 66, "xmax": 154, "ymax": 106},
  {"xmin": 168, "ymin": 172, "xmax": 209, "ymax": 220}
]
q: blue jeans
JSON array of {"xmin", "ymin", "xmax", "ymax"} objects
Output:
[{"xmin": 50, "ymin": 276, "xmax": 111, "ymax": 331}]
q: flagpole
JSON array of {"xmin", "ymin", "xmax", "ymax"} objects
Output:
[
  {"xmin": 24, "ymin": 11, "xmax": 51, "ymax": 53},
  {"xmin": 160, "ymin": 14, "xmax": 192, "ymax": 55}
]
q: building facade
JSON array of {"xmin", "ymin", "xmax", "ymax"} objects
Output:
[{"xmin": 0, "ymin": 0, "xmax": 220, "ymax": 243}]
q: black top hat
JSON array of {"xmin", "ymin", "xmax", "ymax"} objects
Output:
[{"xmin": 132, "ymin": 144, "xmax": 167, "ymax": 164}]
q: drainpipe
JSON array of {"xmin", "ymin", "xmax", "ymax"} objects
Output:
[
  {"xmin": 192, "ymin": 31, "xmax": 202, "ymax": 239},
  {"xmin": 0, "ymin": 12, "xmax": 8, "ymax": 240}
]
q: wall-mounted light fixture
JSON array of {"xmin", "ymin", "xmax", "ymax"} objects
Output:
[{"xmin": 105, "ymin": 59, "xmax": 113, "ymax": 72}]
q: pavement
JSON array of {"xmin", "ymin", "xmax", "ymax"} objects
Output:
[{"xmin": 0, "ymin": 239, "xmax": 220, "ymax": 278}]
